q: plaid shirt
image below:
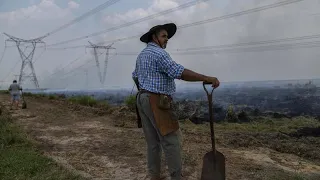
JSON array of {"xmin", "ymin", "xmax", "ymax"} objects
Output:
[{"xmin": 132, "ymin": 42, "xmax": 185, "ymax": 96}]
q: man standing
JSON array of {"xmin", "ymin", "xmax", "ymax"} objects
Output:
[
  {"xmin": 132, "ymin": 23, "xmax": 220, "ymax": 180},
  {"xmin": 8, "ymin": 80, "xmax": 22, "ymax": 110}
]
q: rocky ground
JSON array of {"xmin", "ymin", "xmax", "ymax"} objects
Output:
[{"xmin": 1, "ymin": 94, "xmax": 320, "ymax": 180}]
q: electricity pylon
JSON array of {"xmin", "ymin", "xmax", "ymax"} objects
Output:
[
  {"xmin": 3, "ymin": 33, "xmax": 46, "ymax": 88},
  {"xmin": 85, "ymin": 41, "xmax": 115, "ymax": 85}
]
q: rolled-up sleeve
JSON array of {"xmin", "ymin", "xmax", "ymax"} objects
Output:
[
  {"xmin": 132, "ymin": 70, "xmax": 137, "ymax": 78},
  {"xmin": 158, "ymin": 52, "xmax": 184, "ymax": 79}
]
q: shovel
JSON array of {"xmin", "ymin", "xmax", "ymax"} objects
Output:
[{"xmin": 201, "ymin": 82, "xmax": 226, "ymax": 180}]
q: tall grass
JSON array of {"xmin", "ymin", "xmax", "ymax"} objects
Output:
[{"xmin": 0, "ymin": 107, "xmax": 86, "ymax": 180}]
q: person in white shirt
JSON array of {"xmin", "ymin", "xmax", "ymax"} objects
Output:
[{"xmin": 8, "ymin": 80, "xmax": 22, "ymax": 110}]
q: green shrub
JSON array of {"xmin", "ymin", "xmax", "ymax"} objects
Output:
[
  {"xmin": 0, "ymin": 106, "xmax": 85, "ymax": 180},
  {"xmin": 97, "ymin": 101, "xmax": 109, "ymax": 110},
  {"xmin": 68, "ymin": 96, "xmax": 97, "ymax": 107},
  {"xmin": 48, "ymin": 94, "xmax": 58, "ymax": 100},
  {"xmin": 124, "ymin": 95, "xmax": 136, "ymax": 110},
  {"xmin": 225, "ymin": 105, "xmax": 238, "ymax": 123},
  {"xmin": 22, "ymin": 92, "xmax": 33, "ymax": 96},
  {"xmin": 0, "ymin": 90, "xmax": 9, "ymax": 94},
  {"xmin": 0, "ymin": 114, "xmax": 28, "ymax": 149}
]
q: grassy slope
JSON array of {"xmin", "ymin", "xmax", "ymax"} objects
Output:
[
  {"xmin": 1, "ymin": 91, "xmax": 319, "ymax": 179},
  {"xmin": 0, "ymin": 107, "xmax": 86, "ymax": 180},
  {"xmin": 180, "ymin": 118, "xmax": 320, "ymax": 180}
]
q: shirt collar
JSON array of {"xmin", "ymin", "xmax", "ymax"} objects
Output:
[{"xmin": 147, "ymin": 42, "xmax": 162, "ymax": 49}]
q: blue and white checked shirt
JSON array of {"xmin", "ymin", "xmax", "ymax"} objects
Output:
[{"xmin": 132, "ymin": 42, "xmax": 185, "ymax": 96}]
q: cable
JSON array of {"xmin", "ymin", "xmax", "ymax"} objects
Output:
[
  {"xmin": 0, "ymin": 45, "xmax": 7, "ymax": 66},
  {"xmin": 37, "ymin": 53, "xmax": 88, "ymax": 82},
  {"xmin": 46, "ymin": 36, "xmax": 320, "ymax": 55},
  {"xmin": 33, "ymin": 49, "xmax": 47, "ymax": 64},
  {"xmin": 176, "ymin": 34, "xmax": 320, "ymax": 51},
  {"xmin": 44, "ymin": 52, "xmax": 108, "ymax": 82},
  {"xmin": 38, "ymin": 34, "xmax": 320, "ymax": 85},
  {"xmin": 42, "ymin": 0, "xmax": 122, "ymax": 38},
  {"xmin": 60, "ymin": 52, "xmax": 109, "ymax": 79},
  {"xmin": 0, "ymin": 47, "xmax": 29, "ymax": 84},
  {"xmin": 40, "ymin": 39, "xmax": 320, "ymax": 84},
  {"xmin": 44, "ymin": 0, "xmax": 304, "ymax": 48},
  {"xmin": 0, "ymin": 59, "xmax": 21, "ymax": 84},
  {"xmin": 176, "ymin": 40, "xmax": 320, "ymax": 54},
  {"xmin": 45, "ymin": 32, "xmax": 320, "ymax": 51},
  {"xmin": 45, "ymin": 0, "xmax": 209, "ymax": 47},
  {"xmin": 110, "ymin": 40, "xmax": 320, "ymax": 55},
  {"xmin": 41, "ymin": 41, "xmax": 320, "ymax": 85}
]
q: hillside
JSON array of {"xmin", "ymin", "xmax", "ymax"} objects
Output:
[{"xmin": 0, "ymin": 93, "xmax": 320, "ymax": 180}]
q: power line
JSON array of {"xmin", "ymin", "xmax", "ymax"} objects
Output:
[
  {"xmin": 32, "ymin": 49, "xmax": 47, "ymax": 64},
  {"xmin": 176, "ymin": 34, "xmax": 320, "ymax": 51},
  {"xmin": 60, "ymin": 52, "xmax": 110, "ymax": 79},
  {"xmin": 36, "ymin": 51, "xmax": 108, "ymax": 87},
  {"xmin": 45, "ymin": 32, "xmax": 320, "ymax": 51},
  {"xmin": 41, "ymin": 41, "xmax": 320, "ymax": 84},
  {"xmin": 42, "ymin": 52, "xmax": 107, "ymax": 82},
  {"xmin": 0, "ymin": 47, "xmax": 27, "ymax": 86},
  {"xmin": 3, "ymin": 0, "xmax": 121, "ymax": 47},
  {"xmin": 37, "ymin": 53, "xmax": 89, "ymax": 82},
  {"xmin": 45, "ymin": 0, "xmax": 208, "ymax": 47},
  {"xmin": 111, "ymin": 39, "xmax": 320, "ymax": 55},
  {"xmin": 177, "ymin": 40, "xmax": 320, "ymax": 54},
  {"xmin": 42, "ymin": 0, "xmax": 122, "ymax": 38},
  {"xmin": 44, "ymin": 0, "xmax": 304, "ymax": 48},
  {"xmin": 37, "ymin": 33, "xmax": 320, "ymax": 83},
  {"xmin": 0, "ymin": 46, "xmax": 7, "ymax": 66},
  {"xmin": 31, "ymin": 0, "xmax": 308, "ymax": 84}
]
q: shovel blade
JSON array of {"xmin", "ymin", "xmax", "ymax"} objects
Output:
[{"xmin": 201, "ymin": 150, "xmax": 226, "ymax": 180}]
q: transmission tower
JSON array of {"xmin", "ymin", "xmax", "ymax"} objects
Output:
[
  {"xmin": 3, "ymin": 33, "xmax": 46, "ymax": 89},
  {"xmin": 85, "ymin": 41, "xmax": 115, "ymax": 85}
]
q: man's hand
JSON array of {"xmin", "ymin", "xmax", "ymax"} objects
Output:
[{"xmin": 204, "ymin": 76, "xmax": 220, "ymax": 88}]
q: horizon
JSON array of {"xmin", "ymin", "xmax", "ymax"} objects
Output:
[{"xmin": 10, "ymin": 77, "xmax": 319, "ymax": 92}]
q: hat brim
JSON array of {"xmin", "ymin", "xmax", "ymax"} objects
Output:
[{"xmin": 140, "ymin": 23, "xmax": 177, "ymax": 43}]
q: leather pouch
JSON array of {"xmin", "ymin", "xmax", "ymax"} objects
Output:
[{"xmin": 149, "ymin": 94, "xmax": 179, "ymax": 136}]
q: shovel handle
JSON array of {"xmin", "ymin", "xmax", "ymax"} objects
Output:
[
  {"xmin": 202, "ymin": 82, "xmax": 214, "ymax": 96},
  {"xmin": 203, "ymin": 82, "xmax": 217, "ymax": 154}
]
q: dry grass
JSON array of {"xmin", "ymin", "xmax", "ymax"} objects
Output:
[{"xmin": 1, "ymin": 93, "xmax": 319, "ymax": 179}]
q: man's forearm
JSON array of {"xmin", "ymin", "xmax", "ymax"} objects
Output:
[{"xmin": 180, "ymin": 68, "xmax": 208, "ymax": 82}]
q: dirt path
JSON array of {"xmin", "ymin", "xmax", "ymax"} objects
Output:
[{"xmin": 1, "ymin": 94, "xmax": 320, "ymax": 180}]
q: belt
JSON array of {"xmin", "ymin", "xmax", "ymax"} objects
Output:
[
  {"xmin": 137, "ymin": 89, "xmax": 172, "ymax": 99},
  {"xmin": 139, "ymin": 89, "xmax": 151, "ymax": 94},
  {"xmin": 137, "ymin": 89, "xmax": 159, "ymax": 96}
]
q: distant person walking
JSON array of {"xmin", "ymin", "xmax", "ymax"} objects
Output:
[
  {"xmin": 8, "ymin": 80, "xmax": 22, "ymax": 110},
  {"xmin": 132, "ymin": 23, "xmax": 220, "ymax": 180}
]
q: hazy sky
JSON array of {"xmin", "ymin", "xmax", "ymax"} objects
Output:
[{"xmin": 0, "ymin": 0, "xmax": 319, "ymax": 90}]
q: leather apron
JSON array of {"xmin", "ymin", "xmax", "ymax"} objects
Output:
[{"xmin": 138, "ymin": 89, "xmax": 179, "ymax": 136}]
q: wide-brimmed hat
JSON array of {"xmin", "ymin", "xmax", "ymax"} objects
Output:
[{"xmin": 140, "ymin": 23, "xmax": 177, "ymax": 43}]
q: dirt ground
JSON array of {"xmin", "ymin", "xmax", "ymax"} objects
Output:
[{"xmin": 1, "ymin": 94, "xmax": 320, "ymax": 180}]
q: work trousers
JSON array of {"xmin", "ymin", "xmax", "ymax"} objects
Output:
[{"xmin": 137, "ymin": 92, "xmax": 182, "ymax": 180}]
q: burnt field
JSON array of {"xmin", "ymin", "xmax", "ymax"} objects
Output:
[
  {"xmin": 173, "ymin": 84, "xmax": 320, "ymax": 123},
  {"xmin": 24, "ymin": 81, "xmax": 320, "ymax": 122}
]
